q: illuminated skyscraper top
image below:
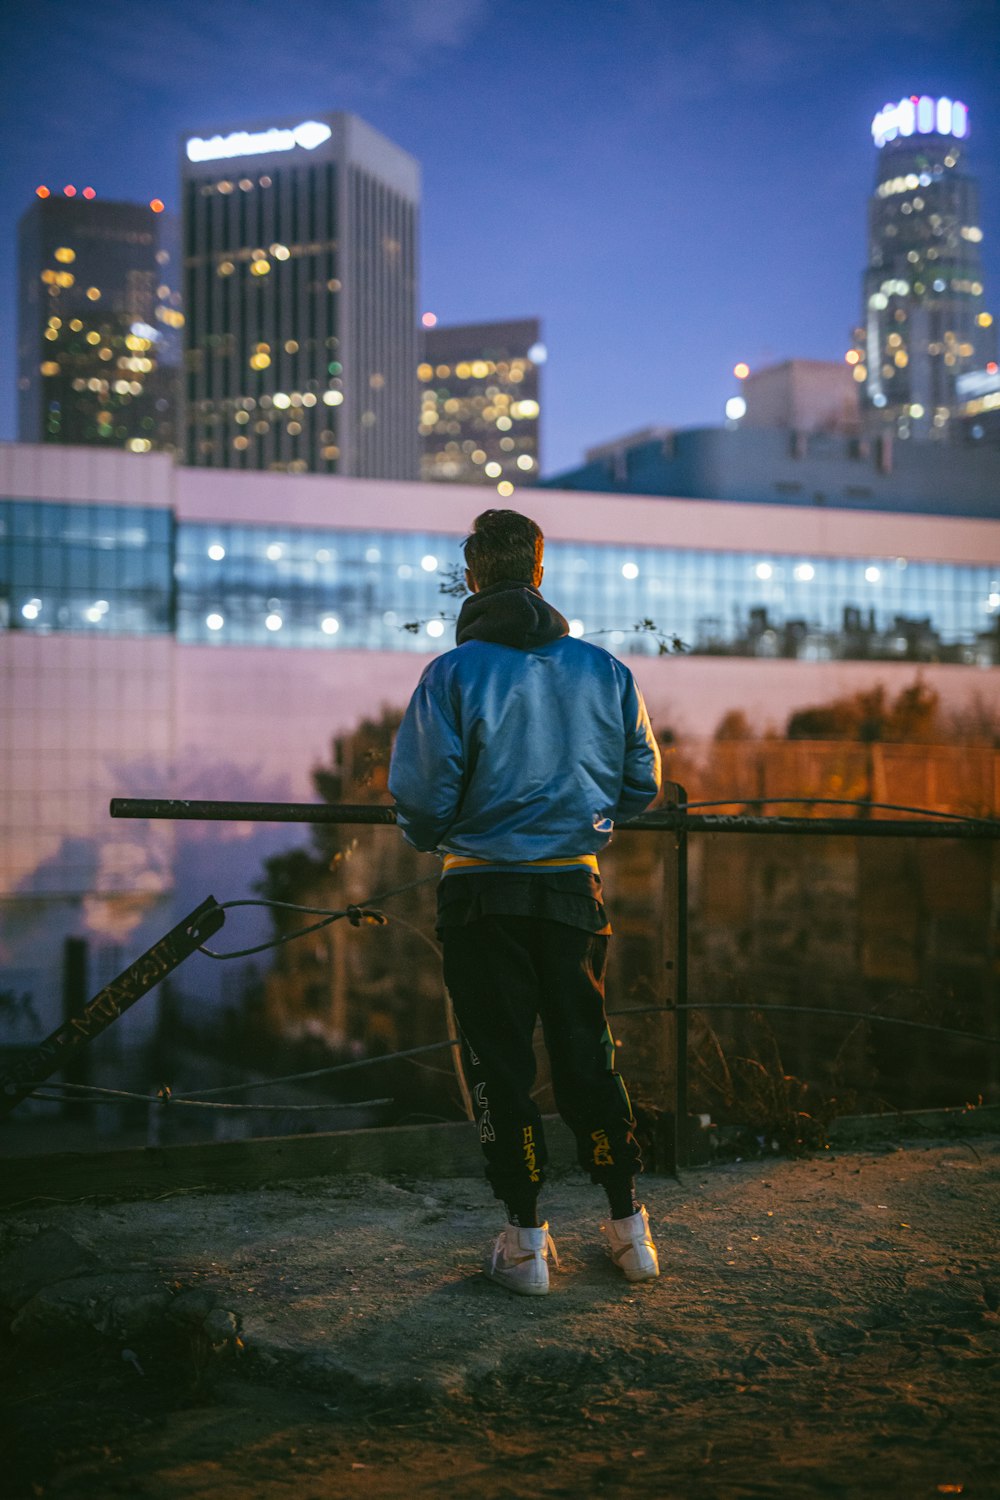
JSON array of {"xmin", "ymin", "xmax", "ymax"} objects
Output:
[
  {"xmin": 181, "ymin": 112, "xmax": 420, "ymax": 478},
  {"xmin": 858, "ymin": 94, "xmax": 997, "ymax": 440}
]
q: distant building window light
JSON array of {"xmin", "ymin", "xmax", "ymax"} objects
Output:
[
  {"xmin": 527, "ymin": 342, "xmax": 547, "ymax": 364},
  {"xmin": 755, "ymin": 563, "xmax": 773, "ymax": 580},
  {"xmin": 421, "ymin": 311, "xmax": 438, "ymax": 328},
  {"xmin": 568, "ymin": 619, "xmax": 585, "ymax": 638},
  {"xmin": 865, "ymin": 566, "xmax": 882, "ymax": 583},
  {"xmin": 725, "ymin": 396, "xmax": 746, "ymax": 420},
  {"xmin": 426, "ymin": 619, "xmax": 445, "ymax": 638},
  {"xmin": 265, "ymin": 613, "xmax": 283, "ymax": 631},
  {"xmin": 365, "ymin": 547, "xmax": 381, "ymax": 563},
  {"xmin": 323, "ymin": 389, "xmax": 344, "ymax": 406},
  {"xmin": 794, "ymin": 564, "xmax": 815, "ymax": 582},
  {"xmin": 266, "ymin": 543, "xmax": 283, "ymax": 560},
  {"xmin": 206, "ymin": 613, "xmax": 224, "ymax": 631},
  {"xmin": 21, "ymin": 599, "xmax": 42, "ymax": 621},
  {"xmin": 320, "ymin": 615, "xmax": 340, "ymax": 634},
  {"xmin": 621, "ymin": 562, "xmax": 639, "ymax": 580},
  {"xmin": 208, "ymin": 543, "xmax": 226, "ymax": 561},
  {"xmin": 421, "ymin": 554, "xmax": 438, "ymax": 572}
]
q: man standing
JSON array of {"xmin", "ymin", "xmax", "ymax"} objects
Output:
[{"xmin": 388, "ymin": 509, "xmax": 662, "ymax": 1295}]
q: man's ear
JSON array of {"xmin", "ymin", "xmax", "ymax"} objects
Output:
[{"xmin": 465, "ymin": 568, "xmax": 478, "ymax": 593}]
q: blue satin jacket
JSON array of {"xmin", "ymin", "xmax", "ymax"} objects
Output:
[{"xmin": 388, "ymin": 632, "xmax": 662, "ymax": 860}]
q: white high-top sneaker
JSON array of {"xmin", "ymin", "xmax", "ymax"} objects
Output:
[
  {"xmin": 602, "ymin": 1205, "xmax": 660, "ymax": 1283},
  {"xmin": 487, "ymin": 1223, "xmax": 559, "ymax": 1296}
]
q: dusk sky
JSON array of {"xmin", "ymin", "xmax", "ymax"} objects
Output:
[{"xmin": 2, "ymin": 0, "xmax": 998, "ymax": 474}]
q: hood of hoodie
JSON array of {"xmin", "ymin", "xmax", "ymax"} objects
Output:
[{"xmin": 455, "ymin": 579, "xmax": 570, "ymax": 650}]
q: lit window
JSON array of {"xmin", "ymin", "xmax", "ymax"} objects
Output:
[
  {"xmin": 266, "ymin": 543, "xmax": 283, "ymax": 560},
  {"xmin": 794, "ymin": 564, "xmax": 814, "ymax": 582},
  {"xmin": 755, "ymin": 563, "xmax": 772, "ymax": 580},
  {"xmin": 54, "ymin": 247, "xmax": 75, "ymax": 264},
  {"xmin": 273, "ymin": 393, "xmax": 291, "ymax": 409},
  {"xmin": 484, "ymin": 462, "xmax": 502, "ymax": 478},
  {"xmin": 426, "ymin": 619, "xmax": 445, "ymax": 638},
  {"xmin": 421, "ymin": 554, "xmax": 438, "ymax": 572},
  {"xmin": 86, "ymin": 287, "xmax": 101, "ymax": 301},
  {"xmin": 265, "ymin": 613, "xmax": 283, "ymax": 631},
  {"xmin": 497, "ymin": 481, "xmax": 514, "ymax": 497},
  {"xmin": 21, "ymin": 599, "xmax": 42, "ymax": 621},
  {"xmin": 568, "ymin": 619, "xmax": 585, "ymax": 638},
  {"xmin": 397, "ymin": 564, "xmax": 413, "ymax": 579},
  {"xmin": 208, "ymin": 544, "xmax": 226, "ymax": 560},
  {"xmin": 271, "ymin": 244, "xmax": 291, "ymax": 260},
  {"xmin": 323, "ymin": 390, "xmax": 344, "ymax": 406},
  {"xmin": 622, "ymin": 562, "xmax": 639, "ymax": 580},
  {"xmin": 320, "ymin": 615, "xmax": 340, "ymax": 634},
  {"xmin": 365, "ymin": 547, "xmax": 381, "ymax": 563},
  {"xmin": 516, "ymin": 454, "xmax": 535, "ymax": 471},
  {"xmin": 725, "ymin": 396, "xmax": 746, "ymax": 420},
  {"xmin": 206, "ymin": 613, "xmax": 224, "ymax": 631},
  {"xmin": 865, "ymin": 567, "xmax": 881, "ymax": 583}
]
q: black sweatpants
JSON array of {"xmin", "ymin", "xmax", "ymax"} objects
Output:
[{"xmin": 442, "ymin": 914, "xmax": 642, "ymax": 1204}]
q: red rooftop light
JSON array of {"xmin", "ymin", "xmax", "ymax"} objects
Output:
[
  {"xmin": 83, "ymin": 186, "xmax": 96, "ymax": 199},
  {"xmin": 63, "ymin": 185, "xmax": 77, "ymax": 197},
  {"xmin": 149, "ymin": 198, "xmax": 164, "ymax": 213},
  {"xmin": 35, "ymin": 185, "xmax": 50, "ymax": 198}
]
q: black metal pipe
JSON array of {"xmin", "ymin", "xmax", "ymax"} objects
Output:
[{"xmin": 109, "ymin": 799, "xmax": 1000, "ymax": 838}]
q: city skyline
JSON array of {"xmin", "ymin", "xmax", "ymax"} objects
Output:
[{"xmin": 1, "ymin": 0, "xmax": 999, "ymax": 473}]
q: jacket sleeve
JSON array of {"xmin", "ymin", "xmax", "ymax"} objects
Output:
[
  {"xmin": 388, "ymin": 665, "xmax": 465, "ymax": 852},
  {"xmin": 614, "ymin": 668, "xmax": 662, "ymax": 823}
]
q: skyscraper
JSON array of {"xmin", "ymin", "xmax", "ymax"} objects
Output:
[
  {"xmin": 181, "ymin": 112, "xmax": 420, "ymax": 478},
  {"xmin": 419, "ymin": 318, "xmax": 543, "ymax": 487},
  {"xmin": 858, "ymin": 95, "xmax": 997, "ymax": 440},
  {"xmin": 17, "ymin": 189, "xmax": 177, "ymax": 453}
]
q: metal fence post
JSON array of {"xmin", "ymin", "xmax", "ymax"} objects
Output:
[{"xmin": 661, "ymin": 781, "xmax": 689, "ymax": 1172}]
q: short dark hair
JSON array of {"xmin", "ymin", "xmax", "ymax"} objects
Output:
[{"xmin": 463, "ymin": 509, "xmax": 544, "ymax": 589}]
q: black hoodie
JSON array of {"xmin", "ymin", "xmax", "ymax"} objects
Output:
[{"xmin": 455, "ymin": 579, "xmax": 569, "ymax": 650}]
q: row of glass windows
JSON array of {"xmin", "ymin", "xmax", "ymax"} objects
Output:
[{"xmin": 2, "ymin": 501, "xmax": 997, "ymax": 663}]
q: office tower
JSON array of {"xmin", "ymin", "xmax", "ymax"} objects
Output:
[
  {"xmin": 181, "ymin": 113, "xmax": 420, "ymax": 478},
  {"xmin": 419, "ymin": 318, "xmax": 542, "ymax": 486},
  {"xmin": 858, "ymin": 95, "xmax": 997, "ymax": 440},
  {"xmin": 17, "ymin": 189, "xmax": 177, "ymax": 452}
]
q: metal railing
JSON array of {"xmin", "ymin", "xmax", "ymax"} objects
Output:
[{"xmin": 101, "ymin": 789, "xmax": 1000, "ymax": 1169}]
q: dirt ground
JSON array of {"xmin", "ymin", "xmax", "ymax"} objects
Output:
[{"xmin": 1, "ymin": 1136, "xmax": 998, "ymax": 1499}]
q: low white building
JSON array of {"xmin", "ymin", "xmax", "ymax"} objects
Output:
[{"xmin": 1, "ymin": 442, "xmax": 998, "ymax": 1036}]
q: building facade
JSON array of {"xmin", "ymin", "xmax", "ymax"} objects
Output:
[
  {"xmin": 419, "ymin": 318, "xmax": 542, "ymax": 488},
  {"xmin": 17, "ymin": 191, "xmax": 177, "ymax": 453},
  {"xmin": 181, "ymin": 113, "xmax": 420, "ymax": 480},
  {"xmin": 739, "ymin": 360, "xmax": 860, "ymax": 435},
  {"xmin": 543, "ymin": 424, "xmax": 1000, "ymax": 518},
  {"xmin": 2, "ymin": 442, "xmax": 998, "ymax": 1037},
  {"xmin": 859, "ymin": 95, "xmax": 997, "ymax": 441}
]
